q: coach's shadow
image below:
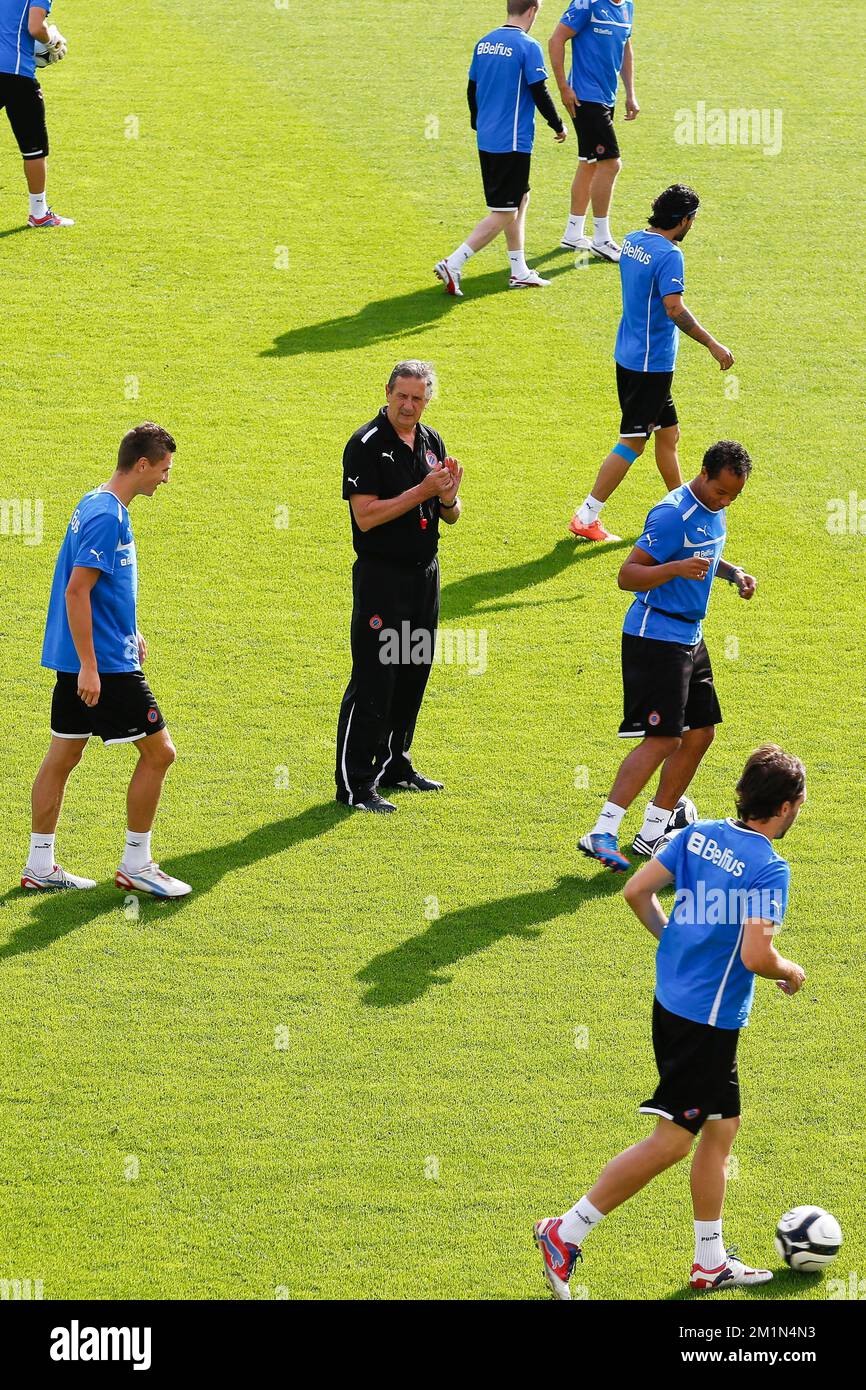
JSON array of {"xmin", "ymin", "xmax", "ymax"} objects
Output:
[
  {"xmin": 441, "ymin": 535, "xmax": 632, "ymax": 621},
  {"xmin": 357, "ymin": 872, "xmax": 623, "ymax": 1008},
  {"xmin": 261, "ymin": 250, "xmax": 576, "ymax": 358},
  {"xmin": 0, "ymin": 801, "xmax": 346, "ymax": 959}
]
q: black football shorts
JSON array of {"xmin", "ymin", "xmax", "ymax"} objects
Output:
[
  {"xmin": 479, "ymin": 149, "xmax": 531, "ymax": 211},
  {"xmin": 616, "ymin": 363, "xmax": 678, "ymax": 438},
  {"xmin": 51, "ymin": 671, "xmax": 166, "ymax": 744},
  {"xmin": 640, "ymin": 997, "xmax": 741, "ymax": 1135},
  {"xmin": 619, "ymin": 633, "xmax": 722, "ymax": 739},
  {"xmin": 571, "ymin": 101, "xmax": 619, "ymax": 162},
  {"xmin": 0, "ymin": 74, "xmax": 49, "ymax": 159}
]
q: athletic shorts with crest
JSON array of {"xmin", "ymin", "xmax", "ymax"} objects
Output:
[{"xmin": 50, "ymin": 671, "xmax": 166, "ymax": 745}]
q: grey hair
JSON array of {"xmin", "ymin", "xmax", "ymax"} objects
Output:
[{"xmin": 387, "ymin": 360, "xmax": 437, "ymax": 400}]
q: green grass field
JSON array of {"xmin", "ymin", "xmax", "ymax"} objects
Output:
[{"xmin": 1, "ymin": 0, "xmax": 864, "ymax": 1301}]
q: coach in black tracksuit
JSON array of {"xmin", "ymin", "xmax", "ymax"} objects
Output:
[{"xmin": 335, "ymin": 362, "xmax": 463, "ymax": 813}]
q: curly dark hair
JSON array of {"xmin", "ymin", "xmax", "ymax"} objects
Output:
[
  {"xmin": 648, "ymin": 184, "xmax": 700, "ymax": 229},
  {"xmin": 736, "ymin": 745, "xmax": 806, "ymax": 822},
  {"xmin": 117, "ymin": 422, "xmax": 177, "ymax": 472},
  {"xmin": 703, "ymin": 440, "xmax": 753, "ymax": 480}
]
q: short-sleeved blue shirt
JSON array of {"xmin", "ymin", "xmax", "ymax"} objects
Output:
[
  {"xmin": 623, "ymin": 485, "xmax": 727, "ymax": 645},
  {"xmin": 42, "ymin": 487, "xmax": 140, "ymax": 674},
  {"xmin": 0, "ymin": 0, "xmax": 52, "ymax": 80},
  {"xmin": 560, "ymin": 0, "xmax": 633, "ymax": 107},
  {"xmin": 656, "ymin": 819, "xmax": 791, "ymax": 1029},
  {"xmin": 469, "ymin": 26, "xmax": 550, "ymax": 154},
  {"xmin": 615, "ymin": 230, "xmax": 686, "ymax": 373}
]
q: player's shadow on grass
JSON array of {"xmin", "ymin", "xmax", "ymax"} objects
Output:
[
  {"xmin": 357, "ymin": 872, "xmax": 623, "ymax": 1008},
  {"xmin": 664, "ymin": 1269, "xmax": 825, "ymax": 1301},
  {"xmin": 440, "ymin": 535, "xmax": 632, "ymax": 621},
  {"xmin": 0, "ymin": 223, "xmax": 27, "ymax": 239},
  {"xmin": 0, "ymin": 801, "xmax": 346, "ymax": 958},
  {"xmin": 261, "ymin": 249, "xmax": 583, "ymax": 358}
]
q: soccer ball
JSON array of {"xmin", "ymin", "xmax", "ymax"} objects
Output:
[
  {"xmin": 774, "ymin": 1206, "xmax": 842, "ymax": 1272},
  {"xmin": 34, "ymin": 27, "xmax": 67, "ymax": 67},
  {"xmin": 669, "ymin": 796, "xmax": 698, "ymax": 831},
  {"xmin": 652, "ymin": 826, "xmax": 683, "ymax": 859}
]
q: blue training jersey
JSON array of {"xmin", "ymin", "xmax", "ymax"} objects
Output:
[
  {"xmin": 42, "ymin": 487, "xmax": 140, "ymax": 674},
  {"xmin": 0, "ymin": 0, "xmax": 52, "ymax": 79},
  {"xmin": 623, "ymin": 484, "xmax": 726, "ymax": 645},
  {"xmin": 656, "ymin": 819, "xmax": 791, "ymax": 1029},
  {"xmin": 560, "ymin": 0, "xmax": 633, "ymax": 107},
  {"xmin": 614, "ymin": 230, "xmax": 686, "ymax": 373},
  {"xmin": 469, "ymin": 25, "xmax": 550, "ymax": 154}
]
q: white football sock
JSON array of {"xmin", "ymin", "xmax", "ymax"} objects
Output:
[
  {"xmin": 694, "ymin": 1220, "xmax": 725, "ymax": 1270},
  {"xmin": 566, "ymin": 213, "xmax": 587, "ymax": 240},
  {"xmin": 639, "ymin": 802, "xmax": 672, "ymax": 842},
  {"xmin": 593, "ymin": 216, "xmax": 610, "ymax": 243},
  {"xmin": 29, "ymin": 191, "xmax": 48, "ymax": 220},
  {"xmin": 592, "ymin": 800, "xmax": 626, "ymax": 837},
  {"xmin": 28, "ymin": 832, "xmax": 55, "ymax": 877},
  {"xmin": 446, "ymin": 242, "xmax": 474, "ymax": 273},
  {"xmin": 123, "ymin": 830, "xmax": 152, "ymax": 873},
  {"xmin": 560, "ymin": 1195, "xmax": 605, "ymax": 1247},
  {"xmin": 576, "ymin": 494, "xmax": 604, "ymax": 526},
  {"xmin": 508, "ymin": 250, "xmax": 530, "ymax": 279}
]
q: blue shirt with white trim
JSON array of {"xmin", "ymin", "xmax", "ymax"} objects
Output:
[
  {"xmin": 614, "ymin": 230, "xmax": 686, "ymax": 373},
  {"xmin": 469, "ymin": 25, "xmax": 549, "ymax": 154},
  {"xmin": 560, "ymin": 0, "xmax": 634, "ymax": 107},
  {"xmin": 623, "ymin": 484, "xmax": 726, "ymax": 645},
  {"xmin": 42, "ymin": 487, "xmax": 140, "ymax": 674},
  {"xmin": 655, "ymin": 819, "xmax": 791, "ymax": 1029},
  {"xmin": 0, "ymin": 0, "xmax": 52, "ymax": 80}
]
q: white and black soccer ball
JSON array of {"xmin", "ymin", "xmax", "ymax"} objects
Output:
[
  {"xmin": 669, "ymin": 796, "xmax": 698, "ymax": 831},
  {"xmin": 35, "ymin": 27, "xmax": 67, "ymax": 68},
  {"xmin": 774, "ymin": 1206, "xmax": 842, "ymax": 1272}
]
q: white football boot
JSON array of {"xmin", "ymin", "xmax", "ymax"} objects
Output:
[
  {"xmin": 21, "ymin": 864, "xmax": 96, "ymax": 891},
  {"xmin": 509, "ymin": 269, "xmax": 551, "ymax": 289},
  {"xmin": 434, "ymin": 260, "xmax": 463, "ymax": 297},
  {"xmin": 590, "ymin": 238, "xmax": 621, "ymax": 263},
  {"xmin": 115, "ymin": 862, "xmax": 192, "ymax": 899},
  {"xmin": 690, "ymin": 1250, "xmax": 773, "ymax": 1290}
]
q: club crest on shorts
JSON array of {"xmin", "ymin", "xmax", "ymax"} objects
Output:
[
  {"xmin": 369, "ymin": 615, "xmax": 383, "ymax": 630},
  {"xmin": 596, "ymin": 144, "xmax": 606, "ymax": 155},
  {"xmin": 648, "ymin": 710, "xmax": 661, "ymax": 727},
  {"xmin": 147, "ymin": 708, "xmax": 159, "ymax": 724},
  {"xmin": 684, "ymin": 1108, "xmax": 701, "ymax": 1120}
]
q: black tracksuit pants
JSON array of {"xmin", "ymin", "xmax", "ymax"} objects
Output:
[{"xmin": 336, "ymin": 556, "xmax": 440, "ymax": 803}]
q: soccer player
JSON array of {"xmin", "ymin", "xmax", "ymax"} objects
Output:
[
  {"xmin": 22, "ymin": 424, "xmax": 191, "ymax": 898},
  {"xmin": 548, "ymin": 0, "xmax": 637, "ymax": 261},
  {"xmin": 434, "ymin": 0, "xmax": 566, "ymax": 298},
  {"xmin": 569, "ymin": 185, "xmax": 734, "ymax": 543},
  {"xmin": 579, "ymin": 441, "xmax": 755, "ymax": 870},
  {"xmin": 535, "ymin": 744, "xmax": 807, "ymax": 1298},
  {"xmin": 0, "ymin": 2, "xmax": 72, "ymax": 228},
  {"xmin": 336, "ymin": 362, "xmax": 462, "ymax": 812}
]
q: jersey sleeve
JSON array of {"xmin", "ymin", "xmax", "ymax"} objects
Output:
[
  {"xmin": 71, "ymin": 509, "xmax": 120, "ymax": 577},
  {"xmin": 656, "ymin": 245, "xmax": 686, "ymax": 299},
  {"xmin": 32, "ymin": 1, "xmax": 53, "ymax": 14},
  {"xmin": 656, "ymin": 829, "xmax": 685, "ymax": 877},
  {"xmin": 524, "ymin": 37, "xmax": 550, "ymax": 84},
  {"xmin": 747, "ymin": 859, "xmax": 790, "ymax": 927},
  {"xmin": 560, "ymin": 2, "xmax": 591, "ymax": 35},
  {"xmin": 342, "ymin": 434, "xmax": 382, "ymax": 500},
  {"xmin": 634, "ymin": 504, "xmax": 683, "ymax": 564}
]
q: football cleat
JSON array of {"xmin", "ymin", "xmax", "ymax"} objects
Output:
[
  {"xmin": 632, "ymin": 831, "xmax": 666, "ymax": 858},
  {"xmin": 578, "ymin": 832, "xmax": 630, "ymax": 873},
  {"xmin": 28, "ymin": 208, "xmax": 74, "ymax": 229},
  {"xmin": 115, "ymin": 862, "xmax": 192, "ymax": 898},
  {"xmin": 534, "ymin": 1218, "xmax": 582, "ymax": 1301},
  {"xmin": 568, "ymin": 516, "xmax": 621, "ymax": 542},
  {"xmin": 378, "ymin": 770, "xmax": 443, "ymax": 793},
  {"xmin": 21, "ymin": 864, "xmax": 96, "ymax": 891},
  {"xmin": 690, "ymin": 1250, "xmax": 773, "ymax": 1290},
  {"xmin": 590, "ymin": 238, "xmax": 621, "ymax": 262},
  {"xmin": 434, "ymin": 260, "xmax": 463, "ymax": 297},
  {"xmin": 509, "ymin": 270, "xmax": 550, "ymax": 289},
  {"xmin": 561, "ymin": 233, "xmax": 592, "ymax": 252},
  {"xmin": 349, "ymin": 791, "xmax": 398, "ymax": 814}
]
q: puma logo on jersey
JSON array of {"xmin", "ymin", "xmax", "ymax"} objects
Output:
[
  {"xmin": 348, "ymin": 476, "xmax": 359, "ymax": 486},
  {"xmin": 382, "ymin": 451, "xmax": 395, "ymax": 462},
  {"xmin": 89, "ymin": 549, "xmax": 105, "ymax": 562}
]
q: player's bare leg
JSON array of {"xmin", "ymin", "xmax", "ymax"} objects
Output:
[
  {"xmin": 589, "ymin": 157, "xmax": 622, "ymax": 261},
  {"xmin": 436, "ymin": 209, "xmax": 515, "ymax": 296},
  {"xmin": 688, "ymin": 1117, "xmax": 769, "ymax": 1288},
  {"xmin": 580, "ymin": 735, "xmax": 679, "ymax": 870},
  {"xmin": 25, "ymin": 155, "xmax": 73, "ymax": 228},
  {"xmin": 505, "ymin": 192, "xmax": 548, "ymax": 288},
  {"xmin": 22, "ymin": 737, "xmax": 95, "ymax": 889},
  {"xmin": 562, "ymin": 161, "xmax": 594, "ymax": 248},
  {"xmin": 653, "ymin": 423, "xmax": 682, "ymax": 491},
  {"xmin": 652, "ymin": 726, "xmax": 715, "ymax": 812},
  {"xmin": 116, "ymin": 728, "xmax": 191, "ymax": 899},
  {"xmin": 587, "ymin": 1118, "xmax": 694, "ymax": 1212},
  {"xmin": 570, "ymin": 435, "xmax": 647, "ymax": 540},
  {"xmin": 24, "ymin": 155, "xmax": 47, "ymax": 198}
]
